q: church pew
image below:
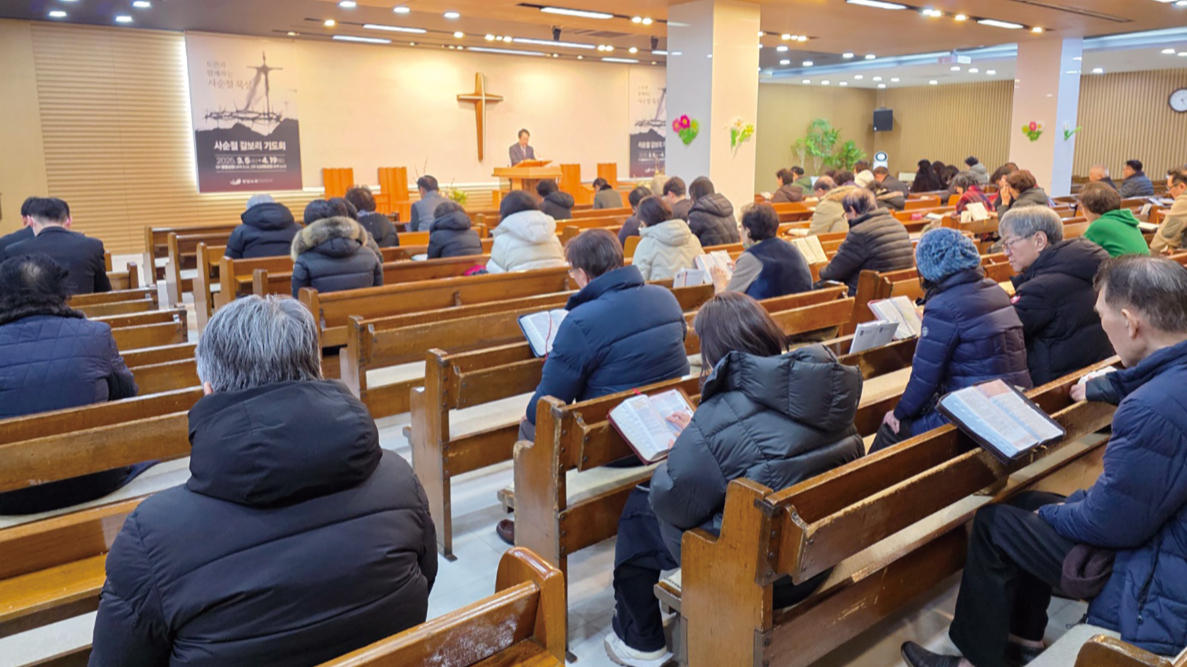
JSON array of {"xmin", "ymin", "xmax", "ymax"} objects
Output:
[
  {"xmin": 128, "ymin": 357, "xmax": 199, "ymax": 396},
  {"xmin": 121, "ymin": 342, "xmax": 195, "ymax": 368},
  {"xmin": 344, "ymin": 282, "xmax": 716, "ymax": 420},
  {"xmin": 300, "ymin": 267, "xmax": 574, "ymax": 348},
  {"xmin": 162, "ymin": 229, "xmax": 238, "ymax": 306},
  {"xmin": 0, "ymin": 499, "xmax": 143, "ymax": 639},
  {"xmin": 108, "ymin": 308, "xmax": 188, "ymax": 351},
  {"xmin": 668, "ymin": 359, "xmax": 1119, "ymax": 666},
  {"xmin": 571, "ymin": 206, "xmax": 632, "ymax": 220},
  {"xmin": 68, "ymin": 287, "xmax": 159, "ymax": 319},
  {"xmin": 1073, "ymin": 635, "xmax": 1185, "ymax": 667},
  {"xmin": 316, "ymin": 547, "xmax": 565, "ymax": 667},
  {"xmin": 105, "ymin": 261, "xmax": 141, "ymax": 292},
  {"xmin": 903, "ymin": 197, "xmax": 941, "ymax": 210},
  {"xmin": 141, "ymin": 224, "xmax": 237, "ymax": 286}
]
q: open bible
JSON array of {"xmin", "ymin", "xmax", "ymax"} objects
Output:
[
  {"xmin": 868, "ymin": 296, "xmax": 923, "ymax": 340},
  {"xmin": 789, "ymin": 235, "xmax": 828, "ymax": 264},
  {"xmin": 608, "ymin": 389, "xmax": 695, "ymax": 464},
  {"xmin": 695, "ymin": 251, "xmax": 734, "ymax": 282},
  {"xmin": 518, "ymin": 309, "xmax": 568, "ymax": 357},
  {"xmin": 937, "ymin": 379, "xmax": 1066, "ymax": 464},
  {"xmin": 849, "ymin": 320, "xmax": 900, "ymax": 354}
]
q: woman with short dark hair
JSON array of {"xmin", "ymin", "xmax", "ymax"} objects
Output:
[
  {"xmin": 604, "ymin": 292, "xmax": 863, "ymax": 665},
  {"xmin": 911, "ymin": 159, "xmax": 944, "ymax": 193},
  {"xmin": 771, "ymin": 168, "xmax": 805, "ymax": 203},
  {"xmin": 0, "ymin": 254, "xmax": 144, "ymax": 514},
  {"xmin": 951, "ymin": 172, "xmax": 996, "ymax": 215},
  {"xmin": 345, "ymin": 186, "xmax": 398, "ymax": 247},
  {"xmin": 632, "ymin": 196, "xmax": 704, "ymax": 281},
  {"xmin": 618, "ymin": 186, "xmax": 653, "ymax": 246},
  {"xmin": 998, "ymin": 169, "xmax": 1051, "ymax": 215},
  {"xmin": 592, "ymin": 177, "xmax": 625, "ymax": 210},
  {"xmin": 722, "ymin": 203, "xmax": 812, "ymax": 298},
  {"xmin": 487, "ymin": 190, "xmax": 566, "ymax": 273},
  {"xmin": 536, "ymin": 179, "xmax": 574, "ymax": 221},
  {"xmin": 686, "ymin": 176, "xmax": 740, "ymax": 246}
]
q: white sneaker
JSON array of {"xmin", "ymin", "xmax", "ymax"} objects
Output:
[{"xmin": 603, "ymin": 632, "xmax": 673, "ymax": 667}]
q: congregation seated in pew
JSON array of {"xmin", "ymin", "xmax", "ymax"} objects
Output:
[
  {"xmin": 913, "ymin": 159, "xmax": 946, "ymax": 193},
  {"xmin": 291, "ymin": 210, "xmax": 384, "ymax": 298},
  {"xmin": 819, "ymin": 187, "xmax": 914, "ymax": 295},
  {"xmin": 998, "ymin": 169, "xmax": 1052, "ymax": 215},
  {"xmin": 593, "ymin": 176, "xmax": 624, "ymax": 210},
  {"xmin": 409, "ymin": 174, "xmax": 449, "ymax": 232},
  {"xmin": 687, "ymin": 176, "xmax": 740, "ymax": 247},
  {"xmin": 225, "ymin": 193, "xmax": 301, "ymax": 260},
  {"xmin": 487, "ymin": 190, "xmax": 567, "ymax": 273},
  {"xmin": 1079, "ymin": 182, "xmax": 1151, "ymax": 257},
  {"xmin": 723, "ymin": 202, "xmax": 812, "ymax": 299},
  {"xmin": 632, "ymin": 195, "xmax": 704, "ymax": 281},
  {"xmin": 90, "ymin": 296, "xmax": 438, "ymax": 666},
  {"xmin": 345, "ymin": 185, "xmax": 398, "ymax": 247},
  {"xmin": 426, "ymin": 200, "xmax": 483, "ymax": 259},
  {"xmin": 872, "ymin": 228, "xmax": 1032, "ymax": 452},
  {"xmin": 500, "ymin": 229, "xmax": 690, "ymax": 544},
  {"xmin": 965, "ymin": 155, "xmax": 991, "ymax": 185},
  {"xmin": 536, "ymin": 178, "xmax": 575, "ymax": 221},
  {"xmin": 1001, "ymin": 207, "xmax": 1115, "ymax": 386},
  {"xmin": 662, "ymin": 176, "xmax": 693, "ymax": 222},
  {"xmin": 872, "ymin": 166, "xmax": 910, "ymax": 210},
  {"xmin": 0, "ymin": 254, "xmax": 146, "ymax": 515},
  {"xmin": 903, "ymin": 255, "xmax": 1187, "ymax": 667},
  {"xmin": 952, "ymin": 172, "xmax": 997, "ymax": 216},
  {"xmin": 1150, "ymin": 166, "xmax": 1187, "ymax": 255},
  {"xmin": 4, "ymin": 197, "xmax": 111, "ymax": 295},
  {"xmin": 0, "ymin": 195, "xmax": 37, "ymax": 255},
  {"xmin": 771, "ymin": 167, "xmax": 806, "ymax": 203},
  {"xmin": 618, "ymin": 184, "xmax": 652, "ymax": 246},
  {"xmin": 1119, "ymin": 158, "xmax": 1155, "ymax": 198},
  {"xmin": 990, "ymin": 162, "xmax": 1020, "ymax": 209},
  {"xmin": 607, "ymin": 292, "xmax": 864, "ymax": 666},
  {"xmin": 809, "ymin": 176, "xmax": 850, "ymax": 235}
]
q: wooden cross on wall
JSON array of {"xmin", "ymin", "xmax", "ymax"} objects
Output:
[{"xmin": 457, "ymin": 73, "xmax": 503, "ymax": 162}]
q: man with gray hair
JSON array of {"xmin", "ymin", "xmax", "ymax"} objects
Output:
[
  {"xmin": 224, "ymin": 193, "xmax": 300, "ymax": 260},
  {"xmin": 89, "ymin": 296, "xmax": 437, "ymax": 667},
  {"xmin": 818, "ymin": 187, "xmax": 913, "ymax": 294},
  {"xmin": 1001, "ymin": 206, "xmax": 1113, "ymax": 384},
  {"xmin": 904, "ymin": 253, "xmax": 1187, "ymax": 667},
  {"xmin": 1088, "ymin": 164, "xmax": 1117, "ymax": 191}
]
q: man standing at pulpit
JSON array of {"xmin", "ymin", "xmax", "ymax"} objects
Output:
[{"xmin": 509, "ymin": 129, "xmax": 536, "ymax": 166}]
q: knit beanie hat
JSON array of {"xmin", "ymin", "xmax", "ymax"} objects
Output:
[{"xmin": 915, "ymin": 228, "xmax": 980, "ymax": 284}]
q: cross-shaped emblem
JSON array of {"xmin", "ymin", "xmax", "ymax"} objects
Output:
[{"xmin": 457, "ymin": 73, "xmax": 504, "ymax": 162}]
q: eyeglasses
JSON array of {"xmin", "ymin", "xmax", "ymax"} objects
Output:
[{"xmin": 1001, "ymin": 234, "xmax": 1034, "ymax": 254}]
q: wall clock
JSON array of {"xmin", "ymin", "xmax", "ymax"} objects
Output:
[{"xmin": 1171, "ymin": 88, "xmax": 1187, "ymax": 114}]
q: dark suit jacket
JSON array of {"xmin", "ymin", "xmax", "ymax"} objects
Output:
[
  {"xmin": 0, "ymin": 226, "xmax": 35, "ymax": 256},
  {"xmin": 509, "ymin": 143, "xmax": 536, "ymax": 166},
  {"xmin": 5, "ymin": 226, "xmax": 110, "ymax": 295},
  {"xmin": 409, "ymin": 191, "xmax": 450, "ymax": 233}
]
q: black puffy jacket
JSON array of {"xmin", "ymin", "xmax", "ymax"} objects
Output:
[
  {"xmin": 427, "ymin": 209, "xmax": 483, "ymax": 259},
  {"xmin": 1010, "ymin": 239, "xmax": 1113, "ymax": 385},
  {"xmin": 688, "ymin": 194, "xmax": 740, "ymax": 247},
  {"xmin": 88, "ymin": 381, "xmax": 437, "ymax": 667},
  {"xmin": 650, "ymin": 346, "xmax": 864, "ymax": 560},
  {"xmin": 291, "ymin": 217, "xmax": 383, "ymax": 298},
  {"xmin": 540, "ymin": 191, "xmax": 575, "ymax": 221},
  {"xmin": 358, "ymin": 212, "xmax": 398, "ymax": 248},
  {"xmin": 818, "ymin": 209, "xmax": 914, "ymax": 294},
  {"xmin": 226, "ymin": 203, "xmax": 301, "ymax": 259}
]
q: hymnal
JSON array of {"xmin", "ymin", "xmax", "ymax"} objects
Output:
[
  {"xmin": 673, "ymin": 268, "xmax": 711, "ymax": 288},
  {"xmin": 518, "ymin": 309, "xmax": 568, "ymax": 357},
  {"xmin": 695, "ymin": 251, "xmax": 734, "ymax": 282},
  {"xmin": 790, "ymin": 236, "xmax": 828, "ymax": 264},
  {"xmin": 849, "ymin": 320, "xmax": 900, "ymax": 354},
  {"xmin": 608, "ymin": 389, "xmax": 695, "ymax": 464},
  {"xmin": 961, "ymin": 202, "xmax": 991, "ymax": 222},
  {"xmin": 937, "ymin": 379, "xmax": 1066, "ymax": 464},
  {"xmin": 868, "ymin": 296, "xmax": 923, "ymax": 340}
]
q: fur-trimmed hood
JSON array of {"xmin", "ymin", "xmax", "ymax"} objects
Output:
[
  {"xmin": 291, "ymin": 216, "xmax": 377, "ymax": 260},
  {"xmin": 823, "ymin": 185, "xmax": 858, "ymax": 204}
]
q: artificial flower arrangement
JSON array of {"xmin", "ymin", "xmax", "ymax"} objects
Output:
[
  {"xmin": 1063, "ymin": 122, "xmax": 1082, "ymax": 141},
  {"xmin": 672, "ymin": 114, "xmax": 700, "ymax": 145},
  {"xmin": 730, "ymin": 118, "xmax": 755, "ymax": 149},
  {"xmin": 1022, "ymin": 121, "xmax": 1044, "ymax": 142}
]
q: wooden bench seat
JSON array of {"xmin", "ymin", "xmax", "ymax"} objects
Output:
[
  {"xmin": 663, "ymin": 359, "xmax": 1119, "ymax": 666},
  {"xmin": 1073, "ymin": 633, "xmax": 1183, "ymax": 667},
  {"xmin": 68, "ymin": 287, "xmax": 160, "ymax": 319}
]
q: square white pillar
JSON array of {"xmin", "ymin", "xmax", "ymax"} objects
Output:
[
  {"xmin": 1008, "ymin": 37, "xmax": 1083, "ymax": 198},
  {"xmin": 666, "ymin": 0, "xmax": 760, "ymax": 211}
]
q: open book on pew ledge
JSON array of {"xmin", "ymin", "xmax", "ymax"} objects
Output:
[
  {"xmin": 960, "ymin": 202, "xmax": 992, "ymax": 222},
  {"xmin": 789, "ymin": 235, "xmax": 828, "ymax": 264},
  {"xmin": 519, "ymin": 309, "xmax": 568, "ymax": 357},
  {"xmin": 868, "ymin": 296, "xmax": 923, "ymax": 340},
  {"xmin": 849, "ymin": 320, "xmax": 900, "ymax": 354},
  {"xmin": 937, "ymin": 379, "xmax": 1066, "ymax": 465},
  {"xmin": 673, "ymin": 268, "xmax": 712, "ymax": 288},
  {"xmin": 608, "ymin": 389, "xmax": 695, "ymax": 464},
  {"xmin": 695, "ymin": 251, "xmax": 734, "ymax": 282}
]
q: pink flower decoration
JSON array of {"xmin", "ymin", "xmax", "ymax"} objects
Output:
[
  {"xmin": 672, "ymin": 120, "xmax": 680, "ymax": 132},
  {"xmin": 1029, "ymin": 121, "xmax": 1038, "ymax": 131},
  {"xmin": 679, "ymin": 115, "xmax": 691, "ymax": 130}
]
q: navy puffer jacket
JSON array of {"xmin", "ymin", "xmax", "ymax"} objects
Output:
[
  {"xmin": 226, "ymin": 203, "xmax": 301, "ymax": 259},
  {"xmin": 894, "ymin": 268, "xmax": 1032, "ymax": 422},
  {"xmin": 687, "ymin": 194, "xmax": 740, "ymax": 247},
  {"xmin": 88, "ymin": 381, "xmax": 437, "ymax": 667},
  {"xmin": 1042, "ymin": 339, "xmax": 1187, "ymax": 656},
  {"xmin": 650, "ymin": 346, "xmax": 864, "ymax": 560},
  {"xmin": 427, "ymin": 209, "xmax": 483, "ymax": 259},
  {"xmin": 291, "ymin": 217, "xmax": 383, "ymax": 298},
  {"xmin": 526, "ymin": 265, "xmax": 689, "ymax": 425}
]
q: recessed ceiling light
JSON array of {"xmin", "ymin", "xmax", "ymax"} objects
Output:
[
  {"xmin": 642, "ymin": 17, "xmax": 652, "ymax": 25},
  {"xmin": 324, "ymin": 19, "xmax": 336, "ymax": 27},
  {"xmin": 485, "ymin": 34, "xmax": 495, "ymax": 41},
  {"xmin": 552, "ymin": 53, "xmax": 559, "ymax": 58},
  {"xmin": 802, "ymin": 78, "xmax": 811, "ymax": 84},
  {"xmin": 339, "ymin": 0, "xmax": 357, "ymax": 7},
  {"xmin": 855, "ymin": 74, "xmax": 864, "ymax": 79},
  {"xmin": 115, "ymin": 14, "xmax": 133, "ymax": 23},
  {"xmin": 797, "ymin": 35, "xmax": 808, "ymax": 42},
  {"xmin": 133, "ymin": 0, "xmax": 152, "ymax": 8},
  {"xmin": 48, "ymin": 10, "xmax": 67, "ymax": 18},
  {"xmin": 822, "ymin": 80, "xmax": 830, "ymax": 85},
  {"xmin": 629, "ymin": 46, "xmax": 638, "ymax": 53},
  {"xmin": 632, "ymin": 16, "xmax": 642, "ymax": 23},
  {"xmin": 578, "ymin": 55, "xmax": 584, "ymax": 59},
  {"xmin": 986, "ymin": 69, "xmax": 996, "ymax": 74},
  {"xmin": 969, "ymin": 67, "xmax": 979, "ymax": 73},
  {"xmin": 840, "ymin": 81, "xmax": 849, "ymax": 86},
  {"xmin": 780, "ymin": 59, "xmax": 790, "ymax": 65},
  {"xmin": 929, "ymin": 80, "xmax": 938, "ymax": 85},
  {"xmin": 1031, "ymin": 27, "xmax": 1044, "ymax": 33},
  {"xmin": 1161, "ymin": 48, "xmax": 1177, "ymax": 54},
  {"xmin": 865, "ymin": 54, "xmax": 876, "ymax": 59},
  {"xmin": 846, "ymin": 0, "xmax": 907, "ymax": 9},
  {"xmin": 782, "ymin": 33, "xmax": 792, "ymax": 40},
  {"xmin": 453, "ymin": 31, "xmax": 464, "ymax": 38},
  {"xmin": 1179, "ymin": 51, "xmax": 1187, "ymax": 56},
  {"xmin": 891, "ymin": 77, "xmax": 900, "ymax": 82},
  {"xmin": 878, "ymin": 83, "xmax": 887, "ymax": 88},
  {"xmin": 365, "ymin": 23, "xmax": 427, "ymax": 33},
  {"xmin": 514, "ymin": 38, "xmax": 595, "ymax": 49},
  {"xmin": 468, "ymin": 47, "xmax": 546, "ymax": 56},
  {"xmin": 921, "ymin": 8, "xmax": 943, "ymax": 17},
  {"xmin": 978, "ymin": 19, "xmax": 1024, "ymax": 29},
  {"xmin": 803, "ymin": 60, "xmax": 814, "ymax": 66},
  {"xmin": 652, "ymin": 49, "xmax": 667, "ymax": 55},
  {"xmin": 954, "ymin": 14, "xmax": 968, "ymax": 21},
  {"xmin": 540, "ymin": 6, "xmax": 613, "ymax": 19},
  {"xmin": 334, "ymin": 35, "xmax": 391, "ymax": 44},
  {"xmin": 393, "ymin": 5, "xmax": 411, "ymax": 13},
  {"xmin": 758, "ymin": 44, "xmax": 763, "ymax": 49},
  {"xmin": 603, "ymin": 57, "xmax": 640, "ymax": 63},
  {"xmin": 843, "ymin": 52, "xmax": 855, "ymax": 59},
  {"xmin": 1073, "ymin": 56, "xmax": 1082, "ymax": 61},
  {"xmin": 951, "ymin": 65, "xmax": 961, "ymax": 71},
  {"xmin": 444, "ymin": 11, "xmax": 460, "ymax": 19},
  {"xmin": 777, "ymin": 45, "xmax": 788, "ymax": 52},
  {"xmin": 1092, "ymin": 67, "xmax": 1104, "ymax": 73}
]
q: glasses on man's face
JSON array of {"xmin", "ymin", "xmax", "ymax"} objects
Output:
[{"xmin": 1001, "ymin": 234, "xmax": 1033, "ymax": 255}]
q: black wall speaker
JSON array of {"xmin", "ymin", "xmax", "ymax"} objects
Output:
[{"xmin": 873, "ymin": 108, "xmax": 894, "ymax": 132}]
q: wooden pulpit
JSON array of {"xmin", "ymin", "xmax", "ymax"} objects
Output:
[{"xmin": 493, "ymin": 161, "xmax": 562, "ymax": 194}]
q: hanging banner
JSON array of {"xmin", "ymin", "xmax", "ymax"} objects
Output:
[
  {"xmin": 185, "ymin": 33, "xmax": 303, "ymax": 193},
  {"xmin": 628, "ymin": 67, "xmax": 666, "ymax": 178}
]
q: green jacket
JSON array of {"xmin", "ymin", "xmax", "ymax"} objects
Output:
[
  {"xmin": 1083, "ymin": 209, "xmax": 1150, "ymax": 258},
  {"xmin": 794, "ymin": 176, "xmax": 814, "ymax": 192}
]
